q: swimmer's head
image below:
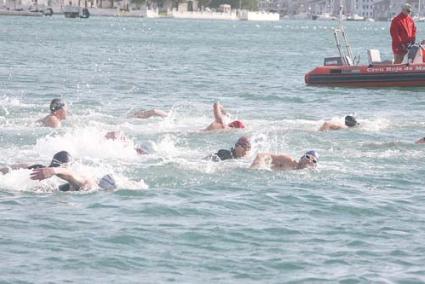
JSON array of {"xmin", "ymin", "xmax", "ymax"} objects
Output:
[
  {"xmin": 345, "ymin": 115, "xmax": 359, "ymax": 128},
  {"xmin": 50, "ymin": 99, "xmax": 65, "ymax": 112},
  {"xmin": 235, "ymin": 136, "xmax": 251, "ymax": 149},
  {"xmin": 305, "ymin": 150, "xmax": 319, "ymax": 161},
  {"xmin": 234, "ymin": 136, "xmax": 251, "ymax": 158},
  {"xmin": 228, "ymin": 120, "xmax": 245, "ymax": 129},
  {"xmin": 49, "ymin": 151, "xmax": 72, "ymax": 167},
  {"xmin": 98, "ymin": 174, "xmax": 117, "ymax": 190},
  {"xmin": 299, "ymin": 150, "xmax": 319, "ymax": 168},
  {"xmin": 49, "ymin": 98, "xmax": 68, "ymax": 119}
]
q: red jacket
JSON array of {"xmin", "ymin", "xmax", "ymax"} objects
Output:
[{"xmin": 390, "ymin": 13, "xmax": 416, "ymax": 54}]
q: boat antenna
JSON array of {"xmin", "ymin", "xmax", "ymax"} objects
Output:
[{"xmin": 334, "ymin": 3, "xmax": 354, "ymax": 65}]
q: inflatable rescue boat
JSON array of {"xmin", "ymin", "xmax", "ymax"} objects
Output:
[{"xmin": 305, "ymin": 15, "xmax": 425, "ymax": 87}]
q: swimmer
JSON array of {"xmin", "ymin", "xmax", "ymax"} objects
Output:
[
  {"xmin": 415, "ymin": 137, "xmax": 425, "ymax": 144},
  {"xmin": 205, "ymin": 102, "xmax": 245, "ymax": 131},
  {"xmin": 30, "ymin": 167, "xmax": 116, "ymax": 192},
  {"xmin": 104, "ymin": 131, "xmax": 146, "ymax": 154},
  {"xmin": 131, "ymin": 109, "xmax": 168, "ymax": 119},
  {"xmin": 37, "ymin": 98, "xmax": 69, "ymax": 128},
  {"xmin": 250, "ymin": 150, "xmax": 319, "ymax": 170},
  {"xmin": 207, "ymin": 136, "xmax": 251, "ymax": 161},
  {"xmin": 0, "ymin": 151, "xmax": 72, "ymax": 175},
  {"xmin": 319, "ymin": 115, "xmax": 359, "ymax": 131}
]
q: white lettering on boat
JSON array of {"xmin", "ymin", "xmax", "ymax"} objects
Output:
[{"xmin": 366, "ymin": 65, "xmax": 425, "ymax": 73}]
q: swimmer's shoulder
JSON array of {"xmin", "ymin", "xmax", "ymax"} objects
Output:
[
  {"xmin": 38, "ymin": 115, "xmax": 61, "ymax": 128},
  {"xmin": 270, "ymin": 154, "xmax": 297, "ymax": 169}
]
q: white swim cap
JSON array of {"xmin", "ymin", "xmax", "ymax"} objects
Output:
[{"xmin": 305, "ymin": 150, "xmax": 319, "ymax": 161}]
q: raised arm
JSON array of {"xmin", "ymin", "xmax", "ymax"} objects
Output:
[{"xmin": 213, "ymin": 102, "xmax": 226, "ymax": 127}]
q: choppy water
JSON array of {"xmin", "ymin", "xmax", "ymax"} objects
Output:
[{"xmin": 1, "ymin": 16, "xmax": 425, "ymax": 282}]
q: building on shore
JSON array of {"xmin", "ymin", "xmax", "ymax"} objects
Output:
[
  {"xmin": 2, "ymin": 0, "xmax": 48, "ymax": 10},
  {"xmin": 373, "ymin": 0, "xmax": 393, "ymax": 21},
  {"xmin": 373, "ymin": 0, "xmax": 421, "ymax": 21},
  {"xmin": 257, "ymin": 0, "xmax": 351, "ymax": 19},
  {"xmin": 171, "ymin": 1, "xmax": 279, "ymax": 21},
  {"xmin": 256, "ymin": 0, "xmax": 418, "ymax": 21}
]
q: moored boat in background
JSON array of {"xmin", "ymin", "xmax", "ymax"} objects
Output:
[{"xmin": 64, "ymin": 5, "xmax": 90, "ymax": 18}]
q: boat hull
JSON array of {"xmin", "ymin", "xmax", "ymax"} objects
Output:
[{"xmin": 305, "ymin": 64, "xmax": 425, "ymax": 87}]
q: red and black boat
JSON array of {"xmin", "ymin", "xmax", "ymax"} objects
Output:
[
  {"xmin": 305, "ymin": 17, "xmax": 425, "ymax": 87},
  {"xmin": 305, "ymin": 61, "xmax": 425, "ymax": 87}
]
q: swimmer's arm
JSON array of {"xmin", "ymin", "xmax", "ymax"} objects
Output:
[
  {"xmin": 133, "ymin": 109, "xmax": 168, "ymax": 119},
  {"xmin": 319, "ymin": 122, "xmax": 329, "ymax": 131},
  {"xmin": 131, "ymin": 110, "xmax": 150, "ymax": 119},
  {"xmin": 250, "ymin": 153, "xmax": 271, "ymax": 169},
  {"xmin": 213, "ymin": 102, "xmax": 226, "ymax": 127},
  {"xmin": 0, "ymin": 163, "xmax": 31, "ymax": 174},
  {"xmin": 319, "ymin": 122, "xmax": 343, "ymax": 131},
  {"xmin": 54, "ymin": 168, "xmax": 89, "ymax": 188},
  {"xmin": 30, "ymin": 167, "xmax": 91, "ymax": 188},
  {"xmin": 150, "ymin": 109, "xmax": 168, "ymax": 118}
]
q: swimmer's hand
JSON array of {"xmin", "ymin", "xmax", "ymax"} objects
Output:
[{"xmin": 30, "ymin": 167, "xmax": 56, "ymax": 181}]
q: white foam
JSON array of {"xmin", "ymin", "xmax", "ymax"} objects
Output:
[
  {"xmin": 358, "ymin": 117, "xmax": 391, "ymax": 132},
  {"xmin": 151, "ymin": 134, "xmax": 181, "ymax": 158},
  {"xmin": 0, "ymin": 162, "xmax": 149, "ymax": 193},
  {"xmin": 115, "ymin": 177, "xmax": 149, "ymax": 190},
  {"xmin": 0, "ymin": 169, "xmax": 57, "ymax": 193},
  {"xmin": 33, "ymin": 127, "xmax": 141, "ymax": 162},
  {"xmin": 0, "ymin": 96, "xmax": 25, "ymax": 107}
]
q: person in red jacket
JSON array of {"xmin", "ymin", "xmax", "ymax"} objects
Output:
[{"xmin": 390, "ymin": 3, "xmax": 416, "ymax": 64}]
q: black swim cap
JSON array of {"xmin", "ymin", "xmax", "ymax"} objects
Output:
[
  {"xmin": 49, "ymin": 151, "xmax": 72, "ymax": 167},
  {"xmin": 345, "ymin": 115, "xmax": 359, "ymax": 127},
  {"xmin": 50, "ymin": 98, "xmax": 65, "ymax": 113}
]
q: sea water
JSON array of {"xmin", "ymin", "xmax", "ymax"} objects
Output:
[{"xmin": 1, "ymin": 16, "xmax": 425, "ymax": 282}]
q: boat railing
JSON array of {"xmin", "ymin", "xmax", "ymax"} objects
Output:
[{"xmin": 332, "ymin": 5, "xmax": 355, "ymax": 66}]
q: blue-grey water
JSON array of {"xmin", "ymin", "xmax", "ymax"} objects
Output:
[{"xmin": 1, "ymin": 16, "xmax": 425, "ymax": 282}]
